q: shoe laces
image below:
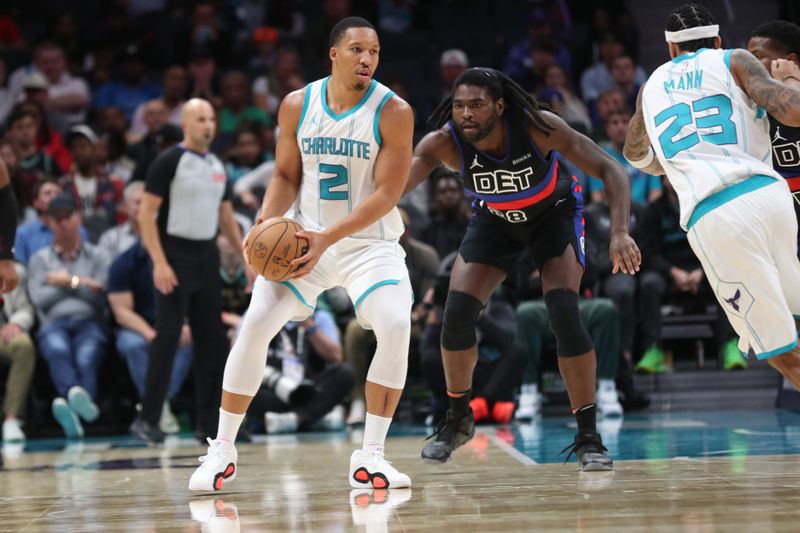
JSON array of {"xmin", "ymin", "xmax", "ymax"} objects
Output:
[
  {"xmin": 425, "ymin": 410, "xmax": 466, "ymax": 443},
  {"xmin": 199, "ymin": 438, "xmax": 230, "ymax": 463},
  {"xmin": 560, "ymin": 432, "xmax": 608, "ymax": 464}
]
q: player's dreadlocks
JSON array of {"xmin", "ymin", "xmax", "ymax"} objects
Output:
[
  {"xmin": 666, "ymin": 3, "xmax": 717, "ymax": 52},
  {"xmin": 428, "ymin": 67, "xmax": 554, "ymax": 135},
  {"xmin": 751, "ymin": 20, "xmax": 800, "ymax": 57}
]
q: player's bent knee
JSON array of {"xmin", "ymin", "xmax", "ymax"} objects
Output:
[
  {"xmin": 441, "ymin": 291, "xmax": 483, "ymax": 351},
  {"xmin": 545, "ymin": 289, "xmax": 594, "ymax": 357}
]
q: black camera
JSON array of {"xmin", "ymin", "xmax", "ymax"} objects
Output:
[{"xmin": 262, "ymin": 366, "xmax": 317, "ymax": 407}]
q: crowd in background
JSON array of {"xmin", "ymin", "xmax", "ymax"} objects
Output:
[{"xmin": 0, "ymin": 0, "xmax": 766, "ymax": 442}]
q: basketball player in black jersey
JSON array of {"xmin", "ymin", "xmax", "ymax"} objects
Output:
[
  {"xmin": 406, "ymin": 68, "xmax": 640, "ymax": 471},
  {"xmin": 748, "ymin": 21, "xmax": 800, "ymax": 231}
]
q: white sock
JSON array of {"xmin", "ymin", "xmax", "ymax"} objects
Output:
[
  {"xmin": 362, "ymin": 413, "xmax": 391, "ymax": 455},
  {"xmin": 216, "ymin": 408, "xmax": 245, "ymax": 445}
]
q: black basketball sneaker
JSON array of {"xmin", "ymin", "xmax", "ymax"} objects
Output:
[
  {"xmin": 561, "ymin": 431, "xmax": 614, "ymax": 471},
  {"xmin": 421, "ymin": 409, "xmax": 475, "ymax": 464}
]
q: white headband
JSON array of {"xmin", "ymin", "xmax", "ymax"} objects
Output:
[{"xmin": 664, "ymin": 24, "xmax": 719, "ymax": 43}]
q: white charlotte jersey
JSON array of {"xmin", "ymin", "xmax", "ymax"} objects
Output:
[
  {"xmin": 642, "ymin": 48, "xmax": 780, "ymax": 228},
  {"xmin": 294, "ymin": 77, "xmax": 403, "ymax": 240}
]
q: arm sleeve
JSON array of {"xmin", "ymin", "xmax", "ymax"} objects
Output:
[{"xmin": 145, "ymin": 148, "xmax": 181, "ymax": 198}]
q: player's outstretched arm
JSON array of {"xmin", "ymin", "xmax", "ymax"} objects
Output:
[
  {"xmin": 623, "ymin": 85, "xmax": 666, "ymax": 176},
  {"xmin": 255, "ymin": 90, "xmax": 305, "ymax": 224},
  {"xmin": 732, "ymin": 49, "xmax": 800, "ymax": 127},
  {"xmin": 532, "ymin": 112, "xmax": 641, "ymax": 275},
  {"xmin": 403, "ymin": 128, "xmax": 460, "ymax": 195}
]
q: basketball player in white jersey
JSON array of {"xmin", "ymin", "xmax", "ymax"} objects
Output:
[
  {"xmin": 624, "ymin": 3, "xmax": 800, "ymax": 388},
  {"xmin": 189, "ymin": 16, "xmax": 415, "ymax": 491}
]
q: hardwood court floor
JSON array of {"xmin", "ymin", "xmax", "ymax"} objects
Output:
[{"xmin": 3, "ymin": 409, "xmax": 800, "ymax": 532}]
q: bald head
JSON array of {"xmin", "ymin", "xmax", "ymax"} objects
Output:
[{"xmin": 181, "ymin": 98, "xmax": 216, "ymax": 151}]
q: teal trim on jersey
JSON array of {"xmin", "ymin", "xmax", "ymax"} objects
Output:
[
  {"xmin": 671, "ymin": 48, "xmax": 710, "ymax": 64},
  {"xmin": 354, "ymin": 279, "xmax": 401, "ymax": 308},
  {"xmin": 279, "ymin": 281, "xmax": 315, "ymax": 310},
  {"xmin": 755, "ymin": 336, "xmax": 798, "ymax": 361},
  {"xmin": 723, "ymin": 49, "xmax": 732, "ymax": 72},
  {"xmin": 756, "ymin": 107, "xmax": 766, "ymax": 120},
  {"xmin": 297, "ymin": 84, "xmax": 312, "ymax": 131},
  {"xmin": 794, "ymin": 314, "xmax": 800, "ymax": 321},
  {"xmin": 686, "ymin": 175, "xmax": 777, "ymax": 230},
  {"xmin": 321, "ymin": 77, "xmax": 378, "ymax": 121},
  {"xmin": 373, "ymin": 91, "xmax": 396, "ymax": 146}
]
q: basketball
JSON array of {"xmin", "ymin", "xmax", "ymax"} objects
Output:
[{"xmin": 246, "ymin": 217, "xmax": 308, "ymax": 281}]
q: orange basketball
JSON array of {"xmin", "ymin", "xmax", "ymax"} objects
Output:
[{"xmin": 246, "ymin": 217, "xmax": 308, "ymax": 281}]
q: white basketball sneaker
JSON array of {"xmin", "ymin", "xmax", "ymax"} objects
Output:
[
  {"xmin": 515, "ymin": 383, "xmax": 543, "ymax": 421},
  {"xmin": 349, "ymin": 449, "xmax": 411, "ymax": 489},
  {"xmin": 597, "ymin": 380, "xmax": 624, "ymax": 418},
  {"xmin": 188, "ymin": 438, "xmax": 238, "ymax": 492}
]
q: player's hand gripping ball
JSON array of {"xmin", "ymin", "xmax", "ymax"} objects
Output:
[{"xmin": 246, "ymin": 217, "xmax": 309, "ymax": 281}]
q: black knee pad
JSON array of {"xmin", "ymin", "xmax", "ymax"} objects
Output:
[
  {"xmin": 441, "ymin": 291, "xmax": 483, "ymax": 351},
  {"xmin": 544, "ymin": 289, "xmax": 594, "ymax": 357}
]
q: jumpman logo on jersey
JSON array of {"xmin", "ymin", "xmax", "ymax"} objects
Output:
[
  {"xmin": 470, "ymin": 155, "xmax": 484, "ymax": 170},
  {"xmin": 774, "ymin": 126, "xmax": 787, "ymax": 143},
  {"xmin": 724, "ymin": 289, "xmax": 741, "ymax": 312},
  {"xmin": 309, "ymin": 113, "xmax": 319, "ymax": 127}
]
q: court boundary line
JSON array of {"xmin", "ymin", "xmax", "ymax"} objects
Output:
[{"xmin": 479, "ymin": 428, "xmax": 537, "ymax": 465}]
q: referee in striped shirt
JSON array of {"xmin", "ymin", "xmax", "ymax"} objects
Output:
[{"xmin": 132, "ymin": 99, "xmax": 254, "ymax": 443}]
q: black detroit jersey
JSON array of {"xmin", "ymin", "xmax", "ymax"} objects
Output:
[
  {"xmin": 769, "ymin": 116, "xmax": 800, "ymax": 224},
  {"xmin": 447, "ymin": 116, "xmax": 572, "ymax": 225}
]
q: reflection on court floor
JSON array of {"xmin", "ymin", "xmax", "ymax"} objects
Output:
[{"xmin": 3, "ymin": 409, "xmax": 800, "ymax": 531}]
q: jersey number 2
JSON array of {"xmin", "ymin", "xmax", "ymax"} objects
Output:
[
  {"xmin": 319, "ymin": 163, "xmax": 348, "ymax": 200},
  {"xmin": 655, "ymin": 94, "xmax": 737, "ymax": 159}
]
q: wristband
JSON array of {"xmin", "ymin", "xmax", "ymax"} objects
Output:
[
  {"xmin": 0, "ymin": 184, "xmax": 17, "ymax": 260},
  {"xmin": 627, "ymin": 145, "xmax": 655, "ymax": 169},
  {"xmin": 71, "ymin": 275, "xmax": 80, "ymax": 289}
]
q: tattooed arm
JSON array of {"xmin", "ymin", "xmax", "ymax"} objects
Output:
[
  {"xmin": 732, "ymin": 49, "xmax": 800, "ymax": 126},
  {"xmin": 623, "ymin": 85, "xmax": 666, "ymax": 176}
]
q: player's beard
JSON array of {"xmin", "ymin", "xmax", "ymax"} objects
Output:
[{"xmin": 460, "ymin": 114, "xmax": 498, "ymax": 143}]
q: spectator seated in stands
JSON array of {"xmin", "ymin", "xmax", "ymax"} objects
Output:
[
  {"xmin": 504, "ymin": 9, "xmax": 572, "ymax": 87},
  {"xmin": 27, "ymin": 193, "xmax": 110, "ymax": 438},
  {"xmin": 248, "ymin": 307, "xmax": 353, "ymax": 434},
  {"xmin": 587, "ymin": 107, "xmax": 662, "ymax": 206},
  {"xmin": 97, "ymin": 181, "xmax": 142, "ymax": 260},
  {"xmin": 128, "ymin": 66, "xmax": 187, "ymax": 141},
  {"xmin": 637, "ymin": 178, "xmax": 741, "ymax": 373},
  {"xmin": 580, "ymin": 31, "xmax": 647, "ymax": 107},
  {"xmin": 344, "ymin": 208, "xmax": 439, "ymax": 425},
  {"xmin": 6, "ymin": 107, "xmax": 60, "ymax": 210},
  {"xmin": 225, "ymin": 123, "xmax": 270, "ymax": 215},
  {"xmin": 60, "ymin": 125, "xmax": 120, "ymax": 242},
  {"xmin": 537, "ymin": 63, "xmax": 592, "ymax": 135},
  {"xmin": 92, "ymin": 44, "xmax": 161, "ymax": 122},
  {"xmin": 422, "ymin": 253, "xmax": 527, "ymax": 426},
  {"xmin": 0, "ymin": 263, "xmax": 36, "ymax": 442},
  {"xmin": 218, "ymin": 71, "xmax": 271, "ymax": 139},
  {"xmin": 513, "ymin": 250, "xmax": 628, "ymax": 419},
  {"xmin": 14, "ymin": 178, "xmax": 87, "ymax": 264},
  {"xmin": 419, "ymin": 169, "xmax": 470, "ymax": 259},
  {"xmin": 611, "ymin": 54, "xmax": 641, "ymax": 112}
]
